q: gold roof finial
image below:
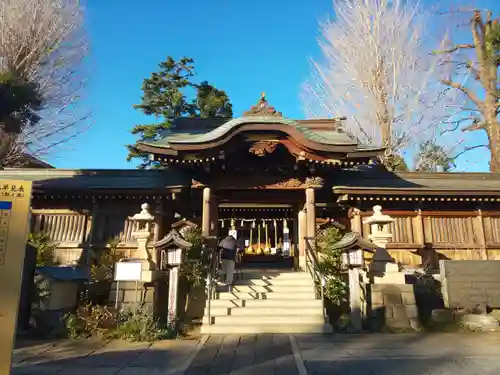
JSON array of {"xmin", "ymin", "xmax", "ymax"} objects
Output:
[{"xmin": 242, "ymin": 91, "xmax": 282, "ymax": 117}]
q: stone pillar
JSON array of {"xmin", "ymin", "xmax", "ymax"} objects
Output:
[
  {"xmin": 202, "ymin": 188, "xmax": 211, "ymax": 238},
  {"xmin": 348, "ymin": 267, "xmax": 363, "ymax": 332},
  {"xmin": 298, "ymin": 209, "xmax": 307, "ymax": 270},
  {"xmin": 305, "ymin": 188, "xmax": 316, "ymax": 240},
  {"xmin": 350, "ymin": 208, "xmax": 362, "ymax": 235}
]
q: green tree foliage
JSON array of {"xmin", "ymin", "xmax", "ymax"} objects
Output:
[
  {"xmin": 127, "ymin": 57, "xmax": 233, "ymax": 168},
  {"xmin": 416, "ymin": 140, "xmax": 455, "ymax": 172},
  {"xmin": 0, "ymin": 72, "xmax": 42, "ymax": 165},
  {"xmin": 383, "ymin": 153, "xmax": 409, "ymax": 172},
  {"xmin": 27, "ymin": 232, "xmax": 58, "ymax": 266}
]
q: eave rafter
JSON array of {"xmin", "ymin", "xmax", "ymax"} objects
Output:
[{"xmin": 337, "ymin": 193, "xmax": 500, "ymax": 203}]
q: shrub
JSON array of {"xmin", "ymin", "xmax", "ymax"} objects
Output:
[
  {"xmin": 28, "ymin": 232, "xmax": 58, "ymax": 266},
  {"xmin": 113, "ymin": 306, "xmax": 174, "ymax": 341},
  {"xmin": 64, "ymin": 304, "xmax": 115, "ymax": 339},
  {"xmin": 317, "ymin": 227, "xmax": 348, "ymax": 307}
]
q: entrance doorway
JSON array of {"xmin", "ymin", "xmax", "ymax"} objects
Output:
[{"xmin": 218, "ymin": 204, "xmax": 296, "ymax": 268}]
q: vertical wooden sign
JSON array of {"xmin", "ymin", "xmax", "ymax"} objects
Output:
[{"xmin": 0, "ymin": 180, "xmax": 32, "ymax": 375}]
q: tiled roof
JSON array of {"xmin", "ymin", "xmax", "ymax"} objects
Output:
[
  {"xmin": 144, "ymin": 116, "xmax": 374, "ymax": 151},
  {"xmin": 332, "ymin": 168, "xmax": 500, "ymax": 194},
  {"xmin": 0, "ymin": 168, "xmax": 190, "ymax": 191}
]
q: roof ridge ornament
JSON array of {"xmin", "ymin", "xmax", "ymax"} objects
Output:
[{"xmin": 243, "ymin": 92, "xmax": 283, "ymax": 117}]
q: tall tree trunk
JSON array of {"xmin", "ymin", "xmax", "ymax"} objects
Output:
[{"xmin": 488, "ymin": 117, "xmax": 500, "ymax": 172}]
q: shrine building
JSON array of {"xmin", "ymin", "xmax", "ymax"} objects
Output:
[{"xmin": 2, "ymin": 94, "xmax": 500, "ymax": 268}]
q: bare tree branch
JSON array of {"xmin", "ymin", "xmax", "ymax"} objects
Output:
[
  {"xmin": 432, "ymin": 44, "xmax": 474, "ymax": 54},
  {"xmin": 441, "ymin": 79, "xmax": 484, "ymax": 108},
  {"xmin": 452, "ymin": 144, "xmax": 488, "ymax": 159},
  {"xmin": 301, "ymin": 0, "xmax": 460, "ymax": 169},
  {"xmin": 0, "ymin": 0, "xmax": 89, "ymax": 167}
]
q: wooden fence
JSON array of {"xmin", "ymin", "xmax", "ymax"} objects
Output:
[
  {"xmin": 30, "ymin": 206, "xmax": 500, "ymax": 266},
  {"xmin": 351, "ymin": 210, "xmax": 500, "ymax": 266}
]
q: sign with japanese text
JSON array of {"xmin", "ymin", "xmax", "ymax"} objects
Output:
[{"xmin": 0, "ymin": 180, "xmax": 32, "ymax": 375}]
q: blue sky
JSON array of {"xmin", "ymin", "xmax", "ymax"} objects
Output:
[{"xmin": 48, "ymin": 0, "xmax": 499, "ymax": 171}]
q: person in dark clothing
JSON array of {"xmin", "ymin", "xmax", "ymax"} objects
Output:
[{"xmin": 218, "ymin": 235, "xmax": 239, "ymax": 285}]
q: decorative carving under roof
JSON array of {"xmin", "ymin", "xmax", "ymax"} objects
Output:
[
  {"xmin": 249, "ymin": 141, "xmax": 279, "ymax": 156},
  {"xmin": 243, "ymin": 92, "xmax": 283, "ymax": 117}
]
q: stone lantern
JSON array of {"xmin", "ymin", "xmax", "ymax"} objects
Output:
[
  {"xmin": 363, "ymin": 205, "xmax": 404, "ymax": 283},
  {"xmin": 129, "ymin": 203, "xmax": 156, "ymax": 282}
]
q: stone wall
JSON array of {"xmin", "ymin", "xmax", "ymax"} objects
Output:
[
  {"xmin": 369, "ymin": 284, "xmax": 420, "ymax": 331},
  {"xmin": 440, "ymin": 260, "xmax": 500, "ymax": 309}
]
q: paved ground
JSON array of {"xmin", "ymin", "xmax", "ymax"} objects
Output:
[
  {"xmin": 13, "ymin": 338, "xmax": 200, "ymax": 375},
  {"xmin": 12, "ymin": 333, "xmax": 500, "ymax": 375}
]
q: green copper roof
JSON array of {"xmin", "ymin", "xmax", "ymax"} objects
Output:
[{"xmin": 143, "ymin": 116, "xmax": 359, "ymax": 149}]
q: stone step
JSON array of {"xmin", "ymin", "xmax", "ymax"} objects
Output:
[
  {"xmin": 215, "ymin": 284, "xmax": 314, "ymax": 293},
  {"xmin": 203, "ymin": 314, "xmax": 325, "ymax": 325},
  {"xmin": 236, "ymin": 271, "xmax": 311, "ymax": 280},
  {"xmin": 215, "ymin": 291, "xmax": 316, "ymax": 300},
  {"xmin": 225, "ymin": 278, "xmax": 314, "ymax": 286},
  {"xmin": 200, "ymin": 322, "xmax": 333, "ymax": 334},
  {"xmin": 205, "ymin": 306, "xmax": 323, "ymax": 316},
  {"xmin": 208, "ymin": 298, "xmax": 323, "ymax": 308}
]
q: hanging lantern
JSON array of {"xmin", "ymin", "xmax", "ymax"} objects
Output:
[
  {"xmin": 252, "ymin": 220, "xmax": 256, "ymax": 228},
  {"xmin": 240, "ymin": 219, "xmax": 244, "ymax": 228},
  {"xmin": 230, "ymin": 218, "xmax": 235, "ymax": 230},
  {"xmin": 221, "ymin": 219, "xmax": 224, "ymax": 228}
]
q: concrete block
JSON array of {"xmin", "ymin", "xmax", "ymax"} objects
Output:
[
  {"xmin": 402, "ymin": 292, "xmax": 416, "ymax": 305},
  {"xmin": 385, "ymin": 306, "xmax": 393, "ymax": 319},
  {"xmin": 392, "ymin": 306, "xmax": 408, "ymax": 321},
  {"xmin": 383, "ymin": 293, "xmax": 403, "ymax": 306},
  {"xmin": 386, "ymin": 318, "xmax": 410, "ymax": 329},
  {"xmin": 431, "ymin": 309, "xmax": 454, "ymax": 324},
  {"xmin": 409, "ymin": 318, "xmax": 422, "ymax": 330},
  {"xmin": 371, "ymin": 291, "xmax": 383, "ymax": 305},
  {"xmin": 405, "ymin": 305, "xmax": 419, "ymax": 319}
]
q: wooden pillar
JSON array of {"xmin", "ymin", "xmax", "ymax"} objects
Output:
[
  {"xmin": 298, "ymin": 209, "xmax": 307, "ymax": 270},
  {"xmin": 202, "ymin": 188, "xmax": 211, "ymax": 237},
  {"xmin": 475, "ymin": 209, "xmax": 488, "ymax": 260},
  {"xmin": 209, "ymin": 194, "xmax": 219, "ymax": 237},
  {"xmin": 305, "ymin": 188, "xmax": 316, "ymax": 240},
  {"xmin": 153, "ymin": 199, "xmax": 163, "ymax": 243},
  {"xmin": 413, "ymin": 209, "xmax": 424, "ymax": 246}
]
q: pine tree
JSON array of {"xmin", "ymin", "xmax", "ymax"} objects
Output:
[{"xmin": 127, "ymin": 57, "xmax": 233, "ymax": 168}]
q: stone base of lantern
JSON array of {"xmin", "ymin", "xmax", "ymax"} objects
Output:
[
  {"xmin": 109, "ymin": 274, "xmax": 169, "ymax": 324},
  {"xmin": 109, "ymin": 281, "xmax": 155, "ymax": 312},
  {"xmin": 369, "ymin": 262, "xmax": 406, "ymax": 284}
]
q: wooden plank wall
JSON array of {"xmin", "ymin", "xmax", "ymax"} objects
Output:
[
  {"xmin": 30, "ymin": 205, "xmax": 153, "ymax": 265},
  {"xmin": 352, "ymin": 210, "xmax": 500, "ymax": 266},
  {"xmin": 31, "ymin": 204, "xmax": 500, "ymax": 267}
]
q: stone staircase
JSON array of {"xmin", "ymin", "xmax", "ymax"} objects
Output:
[{"xmin": 201, "ymin": 269, "xmax": 333, "ymax": 334}]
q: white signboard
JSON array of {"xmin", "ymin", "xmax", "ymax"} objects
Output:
[
  {"xmin": 167, "ymin": 248, "xmax": 183, "ymax": 266},
  {"xmin": 229, "ymin": 229, "xmax": 238, "ymax": 239},
  {"xmin": 114, "ymin": 262, "xmax": 142, "ymax": 281}
]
